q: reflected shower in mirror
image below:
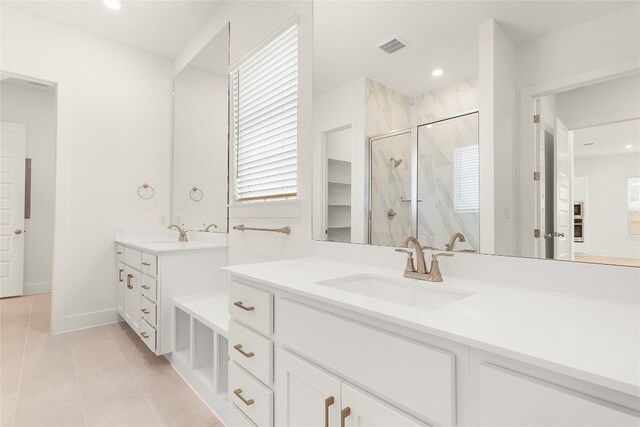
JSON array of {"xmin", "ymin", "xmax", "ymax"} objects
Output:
[
  {"xmin": 311, "ymin": 1, "xmax": 640, "ymax": 267},
  {"xmin": 172, "ymin": 23, "xmax": 229, "ymax": 233}
]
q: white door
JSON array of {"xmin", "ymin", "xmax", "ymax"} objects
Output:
[
  {"xmin": 341, "ymin": 383, "xmax": 425, "ymax": 427},
  {"xmin": 554, "ymin": 118, "xmax": 573, "ymax": 260},
  {"xmin": 276, "ymin": 348, "xmax": 342, "ymax": 427},
  {"xmin": 0, "ymin": 122, "xmax": 26, "ymax": 298}
]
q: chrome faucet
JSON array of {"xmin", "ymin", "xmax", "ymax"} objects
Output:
[
  {"xmin": 167, "ymin": 224, "xmax": 188, "ymax": 242},
  {"xmin": 202, "ymin": 224, "xmax": 217, "ymax": 232},
  {"xmin": 445, "ymin": 232, "xmax": 466, "ymax": 252},
  {"xmin": 395, "ymin": 235, "xmax": 453, "ymax": 282}
]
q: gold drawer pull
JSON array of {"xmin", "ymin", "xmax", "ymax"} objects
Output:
[
  {"xmin": 233, "ymin": 344, "xmax": 254, "ymax": 358},
  {"xmin": 142, "ymin": 262, "xmax": 151, "ymax": 266},
  {"xmin": 341, "ymin": 407, "xmax": 351, "ymax": 427},
  {"xmin": 325, "ymin": 396, "xmax": 334, "ymax": 427},
  {"xmin": 233, "ymin": 388, "xmax": 254, "ymax": 406},
  {"xmin": 234, "ymin": 301, "xmax": 255, "ymax": 312},
  {"xmin": 142, "ymin": 285, "xmax": 150, "ymax": 290},
  {"xmin": 118, "ymin": 269, "xmax": 123, "ymax": 282},
  {"xmin": 116, "ymin": 251, "xmax": 123, "ymax": 255},
  {"xmin": 141, "ymin": 332, "xmax": 149, "ymax": 339},
  {"xmin": 127, "ymin": 274, "xmax": 133, "ymax": 289},
  {"xmin": 141, "ymin": 308, "xmax": 150, "ymax": 314}
]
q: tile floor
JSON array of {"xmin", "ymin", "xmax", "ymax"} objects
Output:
[{"xmin": 0, "ymin": 293, "xmax": 223, "ymax": 427}]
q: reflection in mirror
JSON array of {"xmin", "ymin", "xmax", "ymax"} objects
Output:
[
  {"xmin": 311, "ymin": 1, "xmax": 640, "ymax": 267},
  {"xmin": 172, "ymin": 23, "xmax": 229, "ymax": 233}
]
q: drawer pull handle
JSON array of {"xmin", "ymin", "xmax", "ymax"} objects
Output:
[
  {"xmin": 234, "ymin": 301, "xmax": 255, "ymax": 312},
  {"xmin": 116, "ymin": 251, "xmax": 123, "ymax": 255},
  {"xmin": 141, "ymin": 308, "xmax": 150, "ymax": 314},
  {"xmin": 141, "ymin": 332, "xmax": 149, "ymax": 339},
  {"xmin": 325, "ymin": 396, "xmax": 334, "ymax": 427},
  {"xmin": 142, "ymin": 262, "xmax": 151, "ymax": 266},
  {"xmin": 142, "ymin": 285, "xmax": 150, "ymax": 290},
  {"xmin": 118, "ymin": 269, "xmax": 123, "ymax": 282},
  {"xmin": 233, "ymin": 388, "xmax": 254, "ymax": 406},
  {"xmin": 127, "ymin": 274, "xmax": 133, "ymax": 289},
  {"xmin": 341, "ymin": 407, "xmax": 351, "ymax": 427},
  {"xmin": 233, "ymin": 344, "xmax": 254, "ymax": 358}
]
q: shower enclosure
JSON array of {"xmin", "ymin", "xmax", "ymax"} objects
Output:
[{"xmin": 369, "ymin": 111, "xmax": 480, "ymax": 250}]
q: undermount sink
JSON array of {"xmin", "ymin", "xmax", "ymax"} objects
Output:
[{"xmin": 315, "ymin": 274, "xmax": 472, "ymax": 310}]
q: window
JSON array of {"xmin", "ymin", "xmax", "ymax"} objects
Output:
[
  {"xmin": 453, "ymin": 145, "xmax": 480, "ymax": 213},
  {"xmin": 231, "ymin": 24, "xmax": 298, "ymax": 202},
  {"xmin": 628, "ymin": 177, "xmax": 640, "ymax": 236}
]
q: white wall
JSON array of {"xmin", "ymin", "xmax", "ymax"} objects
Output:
[
  {"xmin": 174, "ymin": 1, "xmax": 313, "ymax": 266},
  {"xmin": 556, "ymin": 73, "xmax": 640, "ymax": 129},
  {"xmin": 0, "ymin": 82, "xmax": 56, "ymax": 295},
  {"xmin": 574, "ymin": 152, "xmax": 640, "ymax": 258},
  {"xmin": 1, "ymin": 7, "xmax": 173, "ymax": 332},
  {"xmin": 172, "ymin": 65, "xmax": 228, "ymax": 230}
]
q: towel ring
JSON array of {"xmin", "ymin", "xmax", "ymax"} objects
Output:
[
  {"xmin": 190, "ymin": 186, "xmax": 204, "ymax": 202},
  {"xmin": 137, "ymin": 183, "xmax": 155, "ymax": 200}
]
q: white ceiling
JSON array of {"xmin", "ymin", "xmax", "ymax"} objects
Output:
[
  {"xmin": 314, "ymin": 1, "xmax": 635, "ymax": 98},
  {"xmin": 573, "ymin": 119, "xmax": 640, "ymax": 158},
  {"xmin": 2, "ymin": 0, "xmax": 222, "ymax": 59}
]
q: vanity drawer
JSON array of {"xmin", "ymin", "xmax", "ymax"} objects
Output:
[
  {"xmin": 277, "ymin": 299, "xmax": 455, "ymax": 426},
  {"xmin": 141, "ymin": 252, "xmax": 157, "ymax": 277},
  {"xmin": 124, "ymin": 247, "xmax": 141, "ymax": 270},
  {"xmin": 229, "ymin": 362, "xmax": 273, "ymax": 427},
  {"xmin": 229, "ymin": 281, "xmax": 273, "ymax": 337},
  {"xmin": 115, "ymin": 245, "xmax": 124, "ymax": 261},
  {"xmin": 141, "ymin": 296, "xmax": 157, "ymax": 327},
  {"xmin": 230, "ymin": 321, "xmax": 273, "ymax": 385},
  {"xmin": 141, "ymin": 275, "xmax": 157, "ymax": 302},
  {"xmin": 140, "ymin": 318, "xmax": 156, "ymax": 352}
]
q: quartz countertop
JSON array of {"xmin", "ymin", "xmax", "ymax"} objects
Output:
[
  {"xmin": 223, "ymin": 257, "xmax": 640, "ymax": 397},
  {"xmin": 115, "ymin": 238, "xmax": 226, "ymax": 254}
]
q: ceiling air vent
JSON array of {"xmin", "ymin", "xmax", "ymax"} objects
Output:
[{"xmin": 377, "ymin": 36, "xmax": 408, "ymax": 54}]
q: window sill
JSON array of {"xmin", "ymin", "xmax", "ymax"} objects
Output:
[{"xmin": 228, "ymin": 199, "xmax": 302, "ymax": 218}]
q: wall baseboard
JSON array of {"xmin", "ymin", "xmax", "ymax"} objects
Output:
[
  {"xmin": 24, "ymin": 281, "xmax": 51, "ymax": 295},
  {"xmin": 56, "ymin": 308, "xmax": 120, "ymax": 334}
]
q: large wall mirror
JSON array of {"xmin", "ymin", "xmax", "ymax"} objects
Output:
[
  {"xmin": 311, "ymin": 1, "xmax": 640, "ymax": 267},
  {"xmin": 172, "ymin": 23, "xmax": 230, "ymax": 233}
]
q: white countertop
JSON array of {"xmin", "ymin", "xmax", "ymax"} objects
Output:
[
  {"xmin": 223, "ymin": 257, "xmax": 640, "ymax": 397},
  {"xmin": 173, "ymin": 291, "xmax": 229, "ymax": 337},
  {"xmin": 115, "ymin": 238, "xmax": 226, "ymax": 254}
]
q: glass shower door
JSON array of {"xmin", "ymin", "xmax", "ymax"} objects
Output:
[
  {"xmin": 417, "ymin": 112, "xmax": 480, "ymax": 251},
  {"xmin": 369, "ymin": 130, "xmax": 413, "ymax": 246}
]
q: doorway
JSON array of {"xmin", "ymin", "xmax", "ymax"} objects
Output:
[{"xmin": 0, "ymin": 73, "xmax": 57, "ymax": 316}]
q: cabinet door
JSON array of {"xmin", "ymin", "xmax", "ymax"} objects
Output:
[
  {"xmin": 276, "ymin": 349, "xmax": 342, "ymax": 427},
  {"xmin": 116, "ymin": 261, "xmax": 125, "ymax": 316},
  {"xmin": 341, "ymin": 383, "xmax": 426, "ymax": 427},
  {"xmin": 473, "ymin": 363, "xmax": 639, "ymax": 426},
  {"xmin": 123, "ymin": 267, "xmax": 141, "ymax": 333}
]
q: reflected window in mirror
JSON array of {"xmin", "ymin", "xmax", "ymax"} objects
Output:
[
  {"xmin": 231, "ymin": 23, "xmax": 299, "ymax": 203},
  {"xmin": 629, "ymin": 177, "xmax": 640, "ymax": 236}
]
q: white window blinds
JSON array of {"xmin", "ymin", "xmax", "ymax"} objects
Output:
[
  {"xmin": 628, "ymin": 177, "xmax": 640, "ymax": 236},
  {"xmin": 232, "ymin": 24, "xmax": 298, "ymax": 202},
  {"xmin": 453, "ymin": 145, "xmax": 480, "ymax": 213}
]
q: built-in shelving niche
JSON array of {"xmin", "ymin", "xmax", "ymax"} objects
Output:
[
  {"xmin": 327, "ymin": 158, "xmax": 352, "ymax": 243},
  {"xmin": 170, "ymin": 292, "xmax": 230, "ymax": 420}
]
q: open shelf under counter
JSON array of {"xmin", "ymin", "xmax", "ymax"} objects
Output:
[{"xmin": 173, "ymin": 290, "xmax": 229, "ymax": 338}]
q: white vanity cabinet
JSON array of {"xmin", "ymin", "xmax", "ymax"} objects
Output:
[{"xmin": 115, "ymin": 241, "xmax": 227, "ymax": 355}]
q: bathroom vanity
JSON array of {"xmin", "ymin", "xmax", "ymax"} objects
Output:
[
  {"xmin": 114, "ymin": 233, "xmax": 227, "ymax": 355},
  {"xmin": 223, "ymin": 258, "xmax": 639, "ymax": 427}
]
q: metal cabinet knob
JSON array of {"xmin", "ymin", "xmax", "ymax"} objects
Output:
[{"xmin": 14, "ymin": 229, "xmax": 24, "ymax": 235}]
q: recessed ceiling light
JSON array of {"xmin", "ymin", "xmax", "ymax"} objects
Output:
[
  {"xmin": 432, "ymin": 68, "xmax": 444, "ymax": 77},
  {"xmin": 625, "ymin": 144, "xmax": 633, "ymax": 149},
  {"xmin": 103, "ymin": 0, "xmax": 121, "ymax": 10}
]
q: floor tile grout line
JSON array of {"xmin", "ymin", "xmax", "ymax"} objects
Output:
[
  {"xmin": 108, "ymin": 325, "xmax": 164, "ymax": 426},
  {"xmin": 10, "ymin": 296, "xmax": 34, "ymax": 427},
  {"xmin": 69, "ymin": 342, "xmax": 90, "ymax": 427}
]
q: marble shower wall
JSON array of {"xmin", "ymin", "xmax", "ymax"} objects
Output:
[{"xmin": 366, "ymin": 77, "xmax": 480, "ymax": 247}]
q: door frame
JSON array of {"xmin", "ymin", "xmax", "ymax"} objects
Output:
[
  {"xmin": 0, "ymin": 70, "xmax": 58, "ymax": 329},
  {"xmin": 518, "ymin": 59, "xmax": 640, "ymax": 259}
]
